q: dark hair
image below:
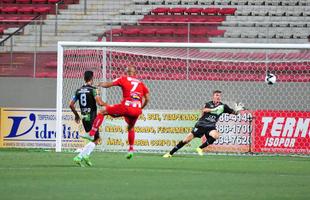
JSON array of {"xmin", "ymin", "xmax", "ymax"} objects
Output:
[
  {"xmin": 213, "ymin": 90, "xmax": 222, "ymax": 94},
  {"xmin": 84, "ymin": 71, "xmax": 93, "ymax": 82}
]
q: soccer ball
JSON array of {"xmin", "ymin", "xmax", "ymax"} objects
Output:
[{"xmin": 265, "ymin": 73, "xmax": 276, "ymax": 85}]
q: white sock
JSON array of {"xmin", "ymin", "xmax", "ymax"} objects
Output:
[
  {"xmin": 78, "ymin": 142, "xmax": 95, "ymax": 158},
  {"xmin": 85, "ymin": 142, "xmax": 96, "ymax": 156}
]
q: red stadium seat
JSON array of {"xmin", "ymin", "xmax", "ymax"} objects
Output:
[
  {"xmin": 33, "ymin": 7, "xmax": 51, "ymax": 14},
  {"xmin": 173, "ymin": 15, "xmax": 189, "ymax": 22},
  {"xmin": 173, "ymin": 29, "xmax": 188, "ymax": 36},
  {"xmin": 190, "ymin": 16, "xmax": 208, "ymax": 23},
  {"xmin": 190, "ymin": 29, "xmax": 207, "ymax": 36},
  {"xmin": 19, "ymin": 15, "xmax": 35, "ymax": 23},
  {"xmin": 139, "ymin": 15, "xmax": 157, "ymax": 23},
  {"xmin": 169, "ymin": 7, "xmax": 186, "ymax": 15},
  {"xmin": 0, "ymin": 27, "xmax": 4, "ymax": 35},
  {"xmin": 218, "ymin": 8, "xmax": 237, "ymax": 15},
  {"xmin": 151, "ymin": 7, "xmax": 170, "ymax": 15},
  {"xmin": 206, "ymin": 29, "xmax": 225, "ymax": 36},
  {"xmin": 48, "ymin": 0, "xmax": 61, "ymax": 3},
  {"xmin": 122, "ymin": 28, "xmax": 140, "ymax": 35},
  {"xmin": 158, "ymin": 16, "xmax": 173, "ymax": 22},
  {"xmin": 16, "ymin": 0, "xmax": 31, "ymax": 3},
  {"xmin": 156, "ymin": 28, "xmax": 174, "ymax": 35},
  {"xmin": 185, "ymin": 7, "xmax": 203, "ymax": 15},
  {"xmin": 2, "ymin": 0, "xmax": 16, "ymax": 3},
  {"xmin": 5, "ymin": 16, "xmax": 20, "ymax": 23},
  {"xmin": 202, "ymin": 8, "xmax": 220, "ymax": 15},
  {"xmin": 18, "ymin": 7, "xmax": 34, "ymax": 14},
  {"xmin": 205, "ymin": 16, "xmax": 225, "ymax": 23},
  {"xmin": 105, "ymin": 28, "xmax": 123, "ymax": 36},
  {"xmin": 2, "ymin": 7, "xmax": 19, "ymax": 14},
  {"xmin": 32, "ymin": 0, "xmax": 48, "ymax": 3},
  {"xmin": 139, "ymin": 28, "xmax": 157, "ymax": 35}
]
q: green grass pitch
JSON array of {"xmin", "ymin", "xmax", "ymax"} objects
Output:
[{"xmin": 0, "ymin": 150, "xmax": 309, "ymax": 200}]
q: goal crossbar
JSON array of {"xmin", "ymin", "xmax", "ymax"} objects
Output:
[{"xmin": 58, "ymin": 42, "xmax": 310, "ymax": 49}]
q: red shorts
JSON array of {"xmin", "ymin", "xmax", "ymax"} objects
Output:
[{"xmin": 106, "ymin": 103, "xmax": 142, "ymax": 126}]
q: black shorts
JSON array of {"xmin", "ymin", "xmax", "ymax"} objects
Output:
[
  {"xmin": 191, "ymin": 125, "xmax": 216, "ymax": 138},
  {"xmin": 82, "ymin": 112, "xmax": 100, "ymax": 141}
]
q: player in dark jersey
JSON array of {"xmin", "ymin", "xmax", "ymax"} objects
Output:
[
  {"xmin": 69, "ymin": 71, "xmax": 106, "ymax": 167},
  {"xmin": 163, "ymin": 90, "xmax": 244, "ymax": 158}
]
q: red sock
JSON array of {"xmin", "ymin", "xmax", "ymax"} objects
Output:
[
  {"xmin": 89, "ymin": 113, "xmax": 104, "ymax": 136},
  {"xmin": 128, "ymin": 129, "xmax": 135, "ymax": 152}
]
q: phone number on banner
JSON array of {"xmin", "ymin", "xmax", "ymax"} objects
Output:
[
  {"xmin": 214, "ymin": 135, "xmax": 250, "ymax": 145},
  {"xmin": 217, "ymin": 124, "xmax": 252, "ymax": 134}
]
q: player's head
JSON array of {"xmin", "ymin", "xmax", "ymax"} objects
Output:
[
  {"xmin": 126, "ymin": 66, "xmax": 136, "ymax": 76},
  {"xmin": 84, "ymin": 71, "xmax": 94, "ymax": 83},
  {"xmin": 212, "ymin": 90, "xmax": 222, "ymax": 103}
]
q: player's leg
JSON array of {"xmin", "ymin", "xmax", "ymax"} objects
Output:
[
  {"xmin": 87, "ymin": 107, "xmax": 108, "ymax": 138},
  {"xmin": 74, "ymin": 119, "xmax": 96, "ymax": 166},
  {"xmin": 124, "ymin": 116, "xmax": 138, "ymax": 160},
  {"xmin": 196, "ymin": 129, "xmax": 219, "ymax": 155},
  {"xmin": 83, "ymin": 132, "xmax": 100, "ymax": 167},
  {"xmin": 164, "ymin": 125, "xmax": 206, "ymax": 158},
  {"xmin": 163, "ymin": 132, "xmax": 195, "ymax": 158},
  {"xmin": 88, "ymin": 104, "xmax": 127, "ymax": 138}
]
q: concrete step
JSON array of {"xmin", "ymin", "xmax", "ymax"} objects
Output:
[
  {"xmin": 210, "ymin": 37, "xmax": 309, "ymax": 43},
  {"xmin": 46, "ymin": 14, "xmax": 120, "ymax": 21},
  {"xmin": 22, "ymin": 25, "xmax": 104, "ymax": 35},
  {"xmin": 4, "ymin": 46, "xmax": 57, "ymax": 52},
  {"xmin": 58, "ymin": 10, "xmax": 119, "ymax": 16},
  {"xmin": 12, "ymin": 35, "xmax": 98, "ymax": 43}
]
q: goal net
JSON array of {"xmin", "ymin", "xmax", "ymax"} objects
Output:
[{"xmin": 56, "ymin": 42, "xmax": 310, "ymax": 155}]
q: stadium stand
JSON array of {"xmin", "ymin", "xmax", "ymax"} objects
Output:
[{"xmin": 0, "ymin": 0, "xmax": 309, "ymax": 79}]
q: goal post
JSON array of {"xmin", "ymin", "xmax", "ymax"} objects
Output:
[{"xmin": 56, "ymin": 42, "xmax": 310, "ymax": 155}]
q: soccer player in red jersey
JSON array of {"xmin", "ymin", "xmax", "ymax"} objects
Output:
[{"xmin": 80, "ymin": 66, "xmax": 150, "ymax": 159}]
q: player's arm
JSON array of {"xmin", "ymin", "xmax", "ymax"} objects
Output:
[
  {"xmin": 69, "ymin": 97, "xmax": 80, "ymax": 123},
  {"xmin": 202, "ymin": 103, "xmax": 219, "ymax": 113},
  {"xmin": 99, "ymin": 77, "xmax": 123, "ymax": 88},
  {"xmin": 93, "ymin": 88, "xmax": 107, "ymax": 106},
  {"xmin": 200, "ymin": 103, "xmax": 212, "ymax": 116},
  {"xmin": 142, "ymin": 93, "xmax": 150, "ymax": 109},
  {"xmin": 95, "ymin": 96, "xmax": 107, "ymax": 106},
  {"xmin": 224, "ymin": 103, "xmax": 244, "ymax": 115},
  {"xmin": 97, "ymin": 81, "xmax": 114, "ymax": 88},
  {"xmin": 202, "ymin": 107, "xmax": 213, "ymax": 113}
]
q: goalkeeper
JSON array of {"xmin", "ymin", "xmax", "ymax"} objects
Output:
[{"xmin": 163, "ymin": 90, "xmax": 244, "ymax": 158}]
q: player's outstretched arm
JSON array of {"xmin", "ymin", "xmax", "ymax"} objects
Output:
[
  {"xmin": 98, "ymin": 81, "xmax": 114, "ymax": 88},
  {"xmin": 93, "ymin": 88, "xmax": 107, "ymax": 106},
  {"xmin": 142, "ymin": 93, "xmax": 150, "ymax": 109},
  {"xmin": 69, "ymin": 100, "xmax": 80, "ymax": 123},
  {"xmin": 95, "ymin": 96, "xmax": 107, "ymax": 107}
]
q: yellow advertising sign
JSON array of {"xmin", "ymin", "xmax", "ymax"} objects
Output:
[{"xmin": 0, "ymin": 108, "xmax": 85, "ymax": 149}]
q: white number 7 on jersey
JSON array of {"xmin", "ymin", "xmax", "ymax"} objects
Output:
[{"xmin": 130, "ymin": 81, "xmax": 139, "ymax": 92}]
